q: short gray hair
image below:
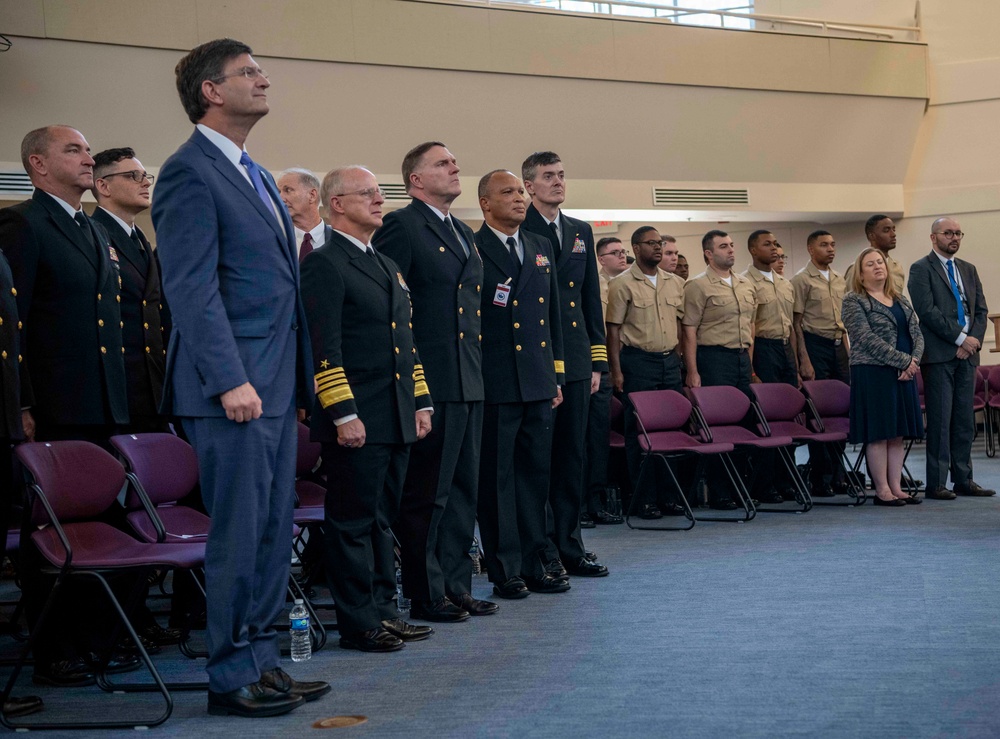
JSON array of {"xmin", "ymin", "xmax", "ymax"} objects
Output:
[
  {"xmin": 279, "ymin": 167, "xmax": 320, "ymax": 192},
  {"xmin": 320, "ymin": 166, "xmax": 370, "ymax": 207},
  {"xmin": 21, "ymin": 125, "xmax": 75, "ymax": 173}
]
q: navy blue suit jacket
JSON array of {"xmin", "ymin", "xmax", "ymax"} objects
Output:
[{"xmin": 151, "ymin": 129, "xmax": 312, "ymax": 417}]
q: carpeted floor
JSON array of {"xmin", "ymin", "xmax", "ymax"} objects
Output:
[{"xmin": 3, "ymin": 444, "xmax": 999, "ymax": 738}]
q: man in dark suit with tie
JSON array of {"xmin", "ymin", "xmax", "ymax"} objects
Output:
[
  {"xmin": 475, "ymin": 169, "xmax": 568, "ymax": 599},
  {"xmin": 908, "ymin": 217, "xmax": 994, "ymax": 500},
  {"xmin": 277, "ymin": 168, "xmax": 331, "ymax": 262},
  {"xmin": 302, "ymin": 166, "xmax": 434, "ymax": 652},
  {"xmin": 374, "ymin": 142, "xmax": 496, "ymax": 622},
  {"xmin": 91, "ymin": 148, "xmax": 169, "ymax": 434},
  {"xmin": 0, "ymin": 124, "xmax": 131, "ymax": 687},
  {"xmin": 521, "ymin": 151, "xmax": 609, "ymax": 579},
  {"xmin": 152, "ymin": 38, "xmax": 328, "ymax": 717}
]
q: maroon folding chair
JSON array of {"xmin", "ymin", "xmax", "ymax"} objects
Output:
[
  {"xmin": 687, "ymin": 386, "xmax": 810, "ymax": 513},
  {"xmin": 986, "ymin": 365, "xmax": 1000, "ymax": 458},
  {"xmin": 751, "ymin": 382, "xmax": 867, "ymax": 507},
  {"xmin": 2, "ymin": 441, "xmax": 205, "ymax": 731},
  {"xmin": 293, "ymin": 422, "xmax": 324, "ymax": 532},
  {"xmin": 628, "ymin": 389, "xmax": 752, "ymax": 528},
  {"xmin": 973, "ymin": 368, "xmax": 987, "ymax": 441}
]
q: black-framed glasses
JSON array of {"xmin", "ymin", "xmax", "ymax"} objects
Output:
[
  {"xmin": 99, "ymin": 170, "xmax": 154, "ymax": 184},
  {"xmin": 636, "ymin": 239, "xmax": 666, "ymax": 248},
  {"xmin": 776, "ymin": 255, "xmax": 788, "ymax": 261},
  {"xmin": 601, "ymin": 249, "xmax": 627, "ymax": 258},
  {"xmin": 214, "ymin": 66, "xmax": 268, "ymax": 82},
  {"xmin": 933, "ymin": 230, "xmax": 964, "ymax": 239},
  {"xmin": 334, "ymin": 187, "xmax": 385, "ymax": 200}
]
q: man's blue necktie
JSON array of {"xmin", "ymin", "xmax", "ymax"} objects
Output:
[
  {"xmin": 946, "ymin": 259, "xmax": 966, "ymax": 329},
  {"xmin": 239, "ymin": 151, "xmax": 275, "ymax": 218}
]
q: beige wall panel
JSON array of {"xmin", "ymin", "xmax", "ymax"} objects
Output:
[
  {"xmin": 933, "ymin": 58, "xmax": 1000, "ymax": 106},
  {"xmin": 351, "ymin": 0, "xmax": 487, "ymax": 71},
  {"xmin": 722, "ymin": 32, "xmax": 832, "ymax": 93},
  {"xmin": 918, "ymin": 0, "xmax": 1000, "ymax": 65},
  {"xmin": 0, "ymin": 0, "xmax": 45, "ymax": 36},
  {"xmin": 609, "ymin": 21, "xmax": 730, "ymax": 88},
  {"xmin": 827, "ymin": 38, "xmax": 928, "ymax": 98},
  {"xmin": 41, "ymin": 0, "xmax": 199, "ymax": 49},
  {"xmin": 193, "ymin": 0, "xmax": 356, "ymax": 61},
  {"xmin": 754, "ymin": 0, "xmax": 918, "ymax": 34},
  {"xmin": 481, "ymin": 7, "xmax": 614, "ymax": 79},
  {"xmin": 905, "ymin": 99, "xmax": 1000, "ymax": 192}
]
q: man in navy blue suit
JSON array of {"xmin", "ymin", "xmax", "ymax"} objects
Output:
[{"xmin": 151, "ymin": 38, "xmax": 329, "ymax": 718}]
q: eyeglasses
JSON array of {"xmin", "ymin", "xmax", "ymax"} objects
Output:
[
  {"xmin": 334, "ymin": 187, "xmax": 385, "ymax": 200},
  {"xmin": 98, "ymin": 170, "xmax": 154, "ymax": 184},
  {"xmin": 600, "ymin": 249, "xmax": 627, "ymax": 258},
  {"xmin": 636, "ymin": 239, "xmax": 666, "ymax": 248},
  {"xmin": 214, "ymin": 66, "xmax": 269, "ymax": 82},
  {"xmin": 776, "ymin": 255, "xmax": 788, "ymax": 261},
  {"xmin": 933, "ymin": 230, "xmax": 964, "ymax": 239}
]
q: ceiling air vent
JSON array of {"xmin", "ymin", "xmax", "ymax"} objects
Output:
[
  {"xmin": 652, "ymin": 188, "xmax": 749, "ymax": 206},
  {"xmin": 0, "ymin": 170, "xmax": 32, "ymax": 197},
  {"xmin": 380, "ymin": 183, "xmax": 409, "ymax": 202}
]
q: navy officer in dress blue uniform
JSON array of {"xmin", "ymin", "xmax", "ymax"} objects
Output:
[
  {"xmin": 474, "ymin": 169, "xmax": 568, "ymax": 599},
  {"xmin": 302, "ymin": 166, "xmax": 435, "ymax": 653}
]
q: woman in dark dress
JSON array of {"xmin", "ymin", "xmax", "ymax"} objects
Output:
[{"xmin": 842, "ymin": 247, "xmax": 925, "ymax": 506}]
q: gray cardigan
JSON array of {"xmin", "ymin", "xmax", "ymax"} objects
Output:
[{"xmin": 842, "ymin": 291, "xmax": 924, "ymax": 370}]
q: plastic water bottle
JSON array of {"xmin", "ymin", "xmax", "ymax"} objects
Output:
[
  {"xmin": 469, "ymin": 538, "xmax": 482, "ymax": 575},
  {"xmin": 395, "ymin": 567, "xmax": 410, "ymax": 614},
  {"xmin": 289, "ymin": 599, "xmax": 311, "ymax": 662}
]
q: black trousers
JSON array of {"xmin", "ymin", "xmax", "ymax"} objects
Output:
[
  {"xmin": 395, "ymin": 400, "xmax": 483, "ymax": 602},
  {"xmin": 321, "ymin": 441, "xmax": 407, "ymax": 634},
  {"xmin": 478, "ymin": 401, "xmax": 553, "ymax": 583},
  {"xmin": 620, "ymin": 347, "xmax": 682, "ymax": 508},
  {"xmin": 753, "ymin": 337, "xmax": 798, "ymax": 385},
  {"xmin": 546, "ymin": 378, "xmax": 590, "ymax": 562},
  {"xmin": 584, "ymin": 373, "xmax": 612, "ymax": 515},
  {"xmin": 922, "ymin": 358, "xmax": 975, "ymax": 490},
  {"xmin": 802, "ymin": 332, "xmax": 849, "ymax": 484}
]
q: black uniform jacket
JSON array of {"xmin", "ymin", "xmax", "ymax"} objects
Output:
[
  {"xmin": 475, "ymin": 224, "xmax": 564, "ymax": 404},
  {"xmin": 301, "ymin": 230, "xmax": 432, "ymax": 445},
  {"xmin": 523, "ymin": 204, "xmax": 607, "ymax": 380},
  {"xmin": 0, "ymin": 189, "xmax": 128, "ymax": 425},
  {"xmin": 374, "ymin": 198, "xmax": 484, "ymax": 403}
]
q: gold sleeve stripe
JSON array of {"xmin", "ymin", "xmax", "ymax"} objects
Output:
[
  {"xmin": 315, "ymin": 367, "xmax": 347, "ymax": 383},
  {"xmin": 414, "ymin": 380, "xmax": 431, "ymax": 397},
  {"xmin": 318, "ymin": 385, "xmax": 354, "ymax": 408},
  {"xmin": 554, "ymin": 360, "xmax": 565, "ymax": 374},
  {"xmin": 591, "ymin": 345, "xmax": 608, "ymax": 360},
  {"xmin": 317, "ymin": 377, "xmax": 351, "ymax": 393}
]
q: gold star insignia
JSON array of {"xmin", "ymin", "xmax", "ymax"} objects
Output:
[{"xmin": 320, "ymin": 359, "xmax": 330, "ymax": 369}]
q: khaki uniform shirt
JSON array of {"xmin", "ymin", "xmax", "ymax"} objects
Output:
[
  {"xmin": 682, "ymin": 270, "xmax": 755, "ymax": 349},
  {"xmin": 605, "ymin": 263, "xmax": 684, "ymax": 353},
  {"xmin": 791, "ymin": 262, "xmax": 847, "ymax": 340},
  {"xmin": 742, "ymin": 265, "xmax": 794, "ymax": 340},
  {"xmin": 599, "ymin": 268, "xmax": 612, "ymax": 319},
  {"xmin": 844, "ymin": 253, "xmax": 905, "ymax": 295}
]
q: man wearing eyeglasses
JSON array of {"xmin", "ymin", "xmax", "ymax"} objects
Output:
[
  {"xmin": 908, "ymin": 218, "xmax": 993, "ymax": 500},
  {"xmin": 772, "ymin": 246, "xmax": 786, "ymax": 276},
  {"xmin": 91, "ymin": 148, "xmax": 169, "ymax": 435},
  {"xmin": 152, "ymin": 38, "xmax": 328, "ymax": 717}
]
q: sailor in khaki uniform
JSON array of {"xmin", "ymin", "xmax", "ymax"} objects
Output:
[
  {"xmin": 743, "ymin": 230, "xmax": 798, "ymax": 386},
  {"xmin": 844, "ymin": 215, "xmax": 905, "ymax": 294}
]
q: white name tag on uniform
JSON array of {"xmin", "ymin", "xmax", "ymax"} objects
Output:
[{"xmin": 493, "ymin": 283, "xmax": 511, "ymax": 307}]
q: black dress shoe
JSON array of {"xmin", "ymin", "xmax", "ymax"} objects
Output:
[
  {"xmin": 3, "ymin": 695, "xmax": 43, "ymax": 718},
  {"xmin": 709, "ymin": 499, "xmax": 738, "ymax": 511},
  {"xmin": 449, "ymin": 593, "xmax": 499, "ymax": 616},
  {"xmin": 85, "ymin": 650, "xmax": 142, "ymax": 675},
  {"xmin": 118, "ymin": 633, "xmax": 161, "ymax": 655},
  {"xmin": 873, "ymin": 495, "xmax": 906, "ymax": 507},
  {"xmin": 492, "ymin": 577, "xmax": 529, "ymax": 600},
  {"xmin": 811, "ymin": 483, "xmax": 836, "ymax": 498},
  {"xmin": 954, "ymin": 480, "xmax": 996, "ymax": 497},
  {"xmin": 32, "ymin": 659, "xmax": 95, "ymax": 687},
  {"xmin": 756, "ymin": 489, "xmax": 784, "ymax": 504},
  {"xmin": 544, "ymin": 558, "xmax": 568, "ymax": 579},
  {"xmin": 259, "ymin": 667, "xmax": 331, "ymax": 702},
  {"xmin": 522, "ymin": 573, "xmax": 571, "ymax": 594},
  {"xmin": 579, "ymin": 513, "xmax": 596, "ymax": 529},
  {"xmin": 593, "ymin": 510, "xmax": 624, "ymax": 525},
  {"xmin": 584, "ymin": 551, "xmax": 598, "ymax": 562},
  {"xmin": 208, "ymin": 681, "xmax": 304, "ymax": 717},
  {"xmin": 338, "ymin": 627, "xmax": 404, "ymax": 652},
  {"xmin": 140, "ymin": 621, "xmax": 184, "ymax": 646},
  {"xmin": 409, "ymin": 597, "xmax": 470, "ymax": 623},
  {"xmin": 925, "ymin": 486, "xmax": 957, "ymax": 500},
  {"xmin": 381, "ymin": 618, "xmax": 434, "ymax": 641},
  {"xmin": 565, "ymin": 557, "xmax": 609, "ymax": 577},
  {"xmin": 638, "ymin": 503, "xmax": 663, "ymax": 519},
  {"xmin": 660, "ymin": 502, "xmax": 688, "ymax": 516}
]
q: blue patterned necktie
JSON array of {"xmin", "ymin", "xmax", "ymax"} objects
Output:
[
  {"xmin": 238, "ymin": 151, "xmax": 275, "ymax": 218},
  {"xmin": 945, "ymin": 260, "xmax": 966, "ymax": 329}
]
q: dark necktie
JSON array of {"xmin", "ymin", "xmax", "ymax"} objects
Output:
[
  {"xmin": 445, "ymin": 216, "xmax": 470, "ymax": 258},
  {"xmin": 366, "ymin": 246, "xmax": 389, "ymax": 279},
  {"xmin": 238, "ymin": 151, "xmax": 276, "ymax": 218},
  {"xmin": 945, "ymin": 260, "xmax": 967, "ymax": 329},
  {"xmin": 130, "ymin": 228, "xmax": 149, "ymax": 267},
  {"xmin": 300, "ymin": 232, "xmax": 314, "ymax": 263},
  {"xmin": 548, "ymin": 221, "xmax": 560, "ymax": 258},
  {"xmin": 73, "ymin": 211, "xmax": 97, "ymax": 250},
  {"xmin": 506, "ymin": 236, "xmax": 521, "ymax": 277}
]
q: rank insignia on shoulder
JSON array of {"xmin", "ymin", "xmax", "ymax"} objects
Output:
[
  {"xmin": 109, "ymin": 246, "xmax": 119, "ymax": 262},
  {"xmin": 572, "ymin": 237, "xmax": 587, "ymax": 254},
  {"xmin": 397, "ymin": 272, "xmax": 410, "ymax": 291},
  {"xmin": 535, "ymin": 254, "xmax": 550, "ymax": 267}
]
